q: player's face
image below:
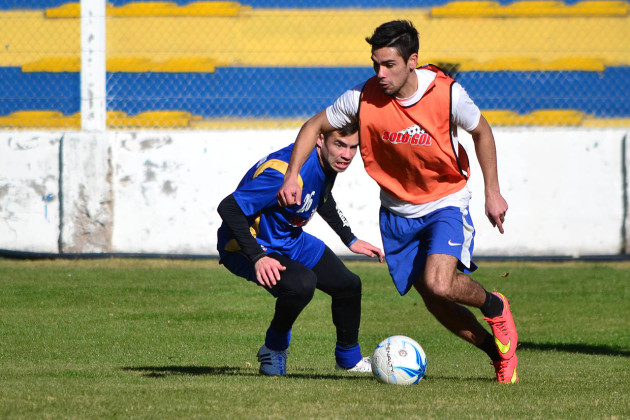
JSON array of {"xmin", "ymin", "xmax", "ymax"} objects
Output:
[
  {"xmin": 371, "ymin": 46, "xmax": 418, "ymax": 98},
  {"xmin": 317, "ymin": 130, "xmax": 359, "ymax": 173}
]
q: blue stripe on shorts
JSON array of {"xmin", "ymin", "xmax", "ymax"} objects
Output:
[{"xmin": 379, "ymin": 206, "xmax": 478, "ymax": 296}]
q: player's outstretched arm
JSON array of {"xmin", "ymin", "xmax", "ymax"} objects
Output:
[
  {"xmin": 470, "ymin": 115, "xmax": 508, "ymax": 234},
  {"xmin": 349, "ymin": 239, "xmax": 384, "ymax": 262},
  {"xmin": 277, "ymin": 110, "xmax": 334, "ymax": 207}
]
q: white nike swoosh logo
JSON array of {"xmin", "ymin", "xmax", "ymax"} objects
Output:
[{"xmin": 448, "ymin": 240, "xmax": 462, "ymax": 246}]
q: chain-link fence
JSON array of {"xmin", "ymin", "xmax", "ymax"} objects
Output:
[{"xmin": 1, "ymin": 0, "xmax": 629, "ymax": 129}]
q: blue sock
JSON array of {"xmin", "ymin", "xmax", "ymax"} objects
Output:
[
  {"xmin": 265, "ymin": 326, "xmax": 291, "ymax": 351},
  {"xmin": 335, "ymin": 344, "xmax": 362, "ymax": 368}
]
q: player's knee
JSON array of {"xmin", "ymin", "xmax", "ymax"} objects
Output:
[
  {"xmin": 333, "ymin": 272, "xmax": 362, "ymax": 298},
  {"xmin": 423, "ymin": 273, "xmax": 454, "ymax": 301},
  {"xmin": 346, "ymin": 272, "xmax": 362, "ymax": 294},
  {"xmin": 286, "ymin": 268, "xmax": 317, "ymax": 303}
]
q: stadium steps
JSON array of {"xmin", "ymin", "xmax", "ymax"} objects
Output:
[
  {"xmin": 9, "ymin": 0, "xmax": 602, "ymax": 10},
  {"xmin": 108, "ymin": 110, "xmax": 201, "ymax": 127},
  {"xmin": 46, "ymin": 0, "xmax": 553, "ymax": 19},
  {"xmin": 485, "ymin": 109, "xmax": 584, "ymax": 126},
  {"xmin": 0, "ymin": 110, "xmax": 202, "ymax": 129},
  {"xmin": 431, "ymin": 1, "xmax": 629, "ymax": 17},
  {"xmin": 19, "ymin": 56, "xmax": 608, "ymax": 73},
  {"xmin": 0, "ymin": 110, "xmax": 80, "ymax": 128},
  {"xmin": 21, "ymin": 57, "xmax": 223, "ymax": 72},
  {"xmin": 1, "ymin": 109, "xmax": 629, "ymax": 129},
  {"xmin": 2, "ymin": 3, "xmax": 626, "ymax": 69},
  {"xmin": 45, "ymin": 1, "xmax": 251, "ymax": 18},
  {"xmin": 2, "ymin": 66, "xmax": 629, "ymax": 121},
  {"xmin": 189, "ymin": 113, "xmax": 630, "ymax": 128},
  {"xmin": 1, "ymin": 1, "xmax": 628, "ymax": 128}
]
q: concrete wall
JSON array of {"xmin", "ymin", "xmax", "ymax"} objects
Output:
[{"xmin": 1, "ymin": 127, "xmax": 628, "ymax": 257}]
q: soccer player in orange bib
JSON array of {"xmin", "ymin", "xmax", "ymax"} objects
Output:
[{"xmin": 277, "ymin": 20, "xmax": 518, "ymax": 383}]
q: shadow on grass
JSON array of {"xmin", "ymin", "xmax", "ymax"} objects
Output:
[
  {"xmin": 519, "ymin": 341, "xmax": 630, "ymax": 357},
  {"xmin": 123, "ymin": 367, "xmax": 502, "ymax": 383},
  {"xmin": 122, "ymin": 366, "xmax": 367, "ymax": 380}
]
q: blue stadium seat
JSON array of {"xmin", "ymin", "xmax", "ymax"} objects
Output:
[
  {"xmin": 0, "ymin": 68, "xmax": 79, "ymax": 116},
  {"xmin": 107, "ymin": 66, "xmax": 630, "ymax": 119},
  {"xmin": 2, "ymin": 66, "xmax": 627, "ymax": 120},
  {"xmin": 0, "ymin": 1, "xmax": 67, "ymax": 9},
  {"xmin": 457, "ymin": 67, "xmax": 630, "ymax": 117}
]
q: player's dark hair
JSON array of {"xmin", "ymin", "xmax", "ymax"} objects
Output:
[
  {"xmin": 325, "ymin": 121, "xmax": 359, "ymax": 140},
  {"xmin": 365, "ymin": 20, "xmax": 419, "ymax": 62}
]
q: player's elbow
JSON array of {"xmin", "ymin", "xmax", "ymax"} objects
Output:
[{"xmin": 217, "ymin": 194, "xmax": 239, "ymax": 220}]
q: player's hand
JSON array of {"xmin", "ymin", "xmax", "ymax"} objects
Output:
[
  {"xmin": 254, "ymin": 256, "xmax": 286, "ymax": 288},
  {"xmin": 277, "ymin": 178, "xmax": 302, "ymax": 207},
  {"xmin": 485, "ymin": 191, "xmax": 508, "ymax": 234},
  {"xmin": 349, "ymin": 239, "xmax": 384, "ymax": 262}
]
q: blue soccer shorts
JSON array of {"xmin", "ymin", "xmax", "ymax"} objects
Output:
[{"xmin": 379, "ymin": 205, "xmax": 478, "ymax": 296}]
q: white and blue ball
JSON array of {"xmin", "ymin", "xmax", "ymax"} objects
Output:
[{"xmin": 371, "ymin": 335, "xmax": 427, "ymax": 385}]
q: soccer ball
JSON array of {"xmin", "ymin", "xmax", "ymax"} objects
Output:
[{"xmin": 371, "ymin": 335, "xmax": 427, "ymax": 385}]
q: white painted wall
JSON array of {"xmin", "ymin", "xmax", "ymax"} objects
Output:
[{"xmin": 0, "ymin": 127, "xmax": 628, "ymax": 257}]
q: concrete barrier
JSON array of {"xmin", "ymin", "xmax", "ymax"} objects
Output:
[{"xmin": 1, "ymin": 127, "xmax": 628, "ymax": 257}]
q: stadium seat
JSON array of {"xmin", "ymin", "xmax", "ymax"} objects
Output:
[
  {"xmin": 0, "ymin": 110, "xmax": 80, "ymax": 128},
  {"xmin": 45, "ymin": 1, "xmax": 250, "ymax": 18},
  {"xmin": 2, "ymin": 65, "xmax": 629, "ymax": 126},
  {"xmin": 22, "ymin": 58, "xmax": 81, "ymax": 73},
  {"xmin": 431, "ymin": 1, "xmax": 629, "ymax": 17},
  {"xmin": 1, "ymin": 0, "xmax": 629, "ymax": 128},
  {"xmin": 484, "ymin": 109, "xmax": 585, "ymax": 126},
  {"xmin": 107, "ymin": 110, "xmax": 199, "ymax": 128}
]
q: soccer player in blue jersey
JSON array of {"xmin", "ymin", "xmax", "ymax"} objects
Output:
[{"xmin": 217, "ymin": 123, "xmax": 383, "ymax": 376}]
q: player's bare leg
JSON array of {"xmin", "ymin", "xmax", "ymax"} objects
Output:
[
  {"xmin": 414, "ymin": 253, "xmax": 519, "ymax": 382},
  {"xmin": 413, "ymin": 253, "xmax": 488, "ymax": 346}
]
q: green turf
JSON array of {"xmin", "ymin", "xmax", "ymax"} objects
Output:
[{"xmin": 1, "ymin": 258, "xmax": 629, "ymax": 419}]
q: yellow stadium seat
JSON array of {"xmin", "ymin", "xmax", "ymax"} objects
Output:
[
  {"xmin": 581, "ymin": 116, "xmax": 630, "ymax": 127},
  {"xmin": 483, "ymin": 109, "xmax": 585, "ymax": 126},
  {"xmin": 0, "ymin": 110, "xmax": 80, "ymax": 129},
  {"xmin": 189, "ymin": 118, "xmax": 304, "ymax": 130},
  {"xmin": 21, "ymin": 57, "xmax": 222, "ymax": 73},
  {"xmin": 557, "ymin": 1, "xmax": 629, "ymax": 16},
  {"xmin": 524, "ymin": 110, "xmax": 585, "ymax": 125},
  {"xmin": 16, "ymin": 4, "xmax": 626, "ymax": 68},
  {"xmin": 107, "ymin": 58, "xmax": 154, "ymax": 72},
  {"xmin": 431, "ymin": 0, "xmax": 629, "ymax": 17},
  {"xmin": 0, "ymin": 110, "xmax": 617, "ymax": 129},
  {"xmin": 112, "ymin": 1, "xmax": 179, "ymax": 16},
  {"xmin": 482, "ymin": 110, "xmax": 522, "ymax": 126},
  {"xmin": 431, "ymin": 1, "xmax": 501, "ymax": 17},
  {"xmin": 22, "ymin": 57, "xmax": 81, "ymax": 72},
  {"xmin": 44, "ymin": 2, "xmax": 81, "ymax": 18},
  {"xmin": 107, "ymin": 111, "xmax": 195, "ymax": 128},
  {"xmin": 45, "ymin": 2, "xmax": 249, "ymax": 18},
  {"xmin": 505, "ymin": 1, "xmax": 573, "ymax": 17},
  {"xmin": 151, "ymin": 58, "xmax": 222, "ymax": 72}
]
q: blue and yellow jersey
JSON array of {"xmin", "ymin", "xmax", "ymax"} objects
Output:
[{"xmin": 217, "ymin": 143, "xmax": 336, "ymax": 269}]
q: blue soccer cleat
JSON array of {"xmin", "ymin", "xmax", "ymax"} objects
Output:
[{"xmin": 257, "ymin": 344, "xmax": 288, "ymax": 376}]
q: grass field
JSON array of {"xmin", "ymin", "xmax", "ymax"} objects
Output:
[{"xmin": 1, "ymin": 258, "xmax": 629, "ymax": 419}]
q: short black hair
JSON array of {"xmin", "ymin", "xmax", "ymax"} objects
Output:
[
  {"xmin": 365, "ymin": 20, "xmax": 419, "ymax": 62},
  {"xmin": 325, "ymin": 121, "xmax": 359, "ymax": 140}
]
